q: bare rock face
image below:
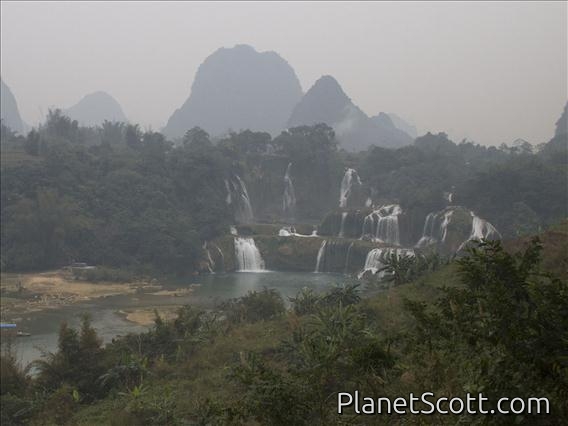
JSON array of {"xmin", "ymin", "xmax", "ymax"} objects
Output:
[
  {"xmin": 164, "ymin": 44, "xmax": 303, "ymax": 139},
  {"xmin": 65, "ymin": 91, "xmax": 127, "ymax": 126},
  {"xmin": 288, "ymin": 75, "xmax": 412, "ymax": 151},
  {"xmin": 1, "ymin": 78, "xmax": 25, "ymax": 133}
]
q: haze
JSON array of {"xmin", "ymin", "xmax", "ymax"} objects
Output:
[{"xmin": 1, "ymin": 1, "xmax": 566, "ymax": 145}]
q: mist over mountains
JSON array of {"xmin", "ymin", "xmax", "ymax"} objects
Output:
[
  {"xmin": 2, "ymin": 44, "xmax": 565, "ymax": 150},
  {"xmin": 287, "ymin": 75, "xmax": 412, "ymax": 150},
  {"xmin": 164, "ymin": 44, "xmax": 303, "ymax": 139},
  {"xmin": 164, "ymin": 46, "xmax": 416, "ymax": 150},
  {"xmin": 555, "ymin": 102, "xmax": 567, "ymax": 136},
  {"xmin": 64, "ymin": 91, "xmax": 128, "ymax": 126},
  {"xmin": 387, "ymin": 113, "xmax": 418, "ymax": 138},
  {"xmin": 0, "ymin": 78, "xmax": 25, "ymax": 134}
]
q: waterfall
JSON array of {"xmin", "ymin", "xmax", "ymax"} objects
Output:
[
  {"xmin": 203, "ymin": 242, "xmax": 225, "ymax": 273},
  {"xmin": 315, "ymin": 239, "xmax": 353, "ymax": 273},
  {"xmin": 362, "ymin": 212, "xmax": 376, "ymax": 236},
  {"xmin": 339, "ymin": 168, "xmax": 362, "ymax": 208},
  {"xmin": 203, "ymin": 242, "xmax": 214, "ymax": 273},
  {"xmin": 282, "ymin": 163, "xmax": 296, "ymax": 216},
  {"xmin": 443, "ymin": 191, "xmax": 454, "ymax": 204},
  {"xmin": 359, "ymin": 248, "xmax": 415, "ymax": 279},
  {"xmin": 365, "ymin": 197, "xmax": 373, "ymax": 208},
  {"xmin": 215, "ymin": 244, "xmax": 225, "ymax": 272},
  {"xmin": 315, "ymin": 240, "xmax": 327, "ymax": 272},
  {"xmin": 416, "ymin": 209, "xmax": 454, "ymax": 248},
  {"xmin": 338, "ymin": 212, "xmax": 348, "ymax": 237},
  {"xmin": 416, "ymin": 207, "xmax": 500, "ymax": 250},
  {"xmin": 376, "ymin": 215, "xmax": 400, "ymax": 245},
  {"xmin": 225, "ymin": 175, "xmax": 254, "ymax": 224},
  {"xmin": 230, "ymin": 226, "xmax": 238, "ymax": 236},
  {"xmin": 360, "ymin": 248, "xmax": 389, "ymax": 278},
  {"xmin": 344, "ymin": 242, "xmax": 354, "ymax": 273},
  {"xmin": 440, "ymin": 210, "xmax": 453, "ymax": 241},
  {"xmin": 416, "ymin": 213, "xmax": 437, "ymax": 247},
  {"xmin": 469, "ymin": 214, "xmax": 500, "ymax": 240},
  {"xmin": 457, "ymin": 212, "xmax": 502, "ymax": 252},
  {"xmin": 361, "ymin": 204, "xmax": 402, "ymax": 245},
  {"xmin": 224, "ymin": 180, "xmax": 232, "ymax": 204},
  {"xmin": 234, "ymin": 237, "xmax": 265, "ymax": 272}
]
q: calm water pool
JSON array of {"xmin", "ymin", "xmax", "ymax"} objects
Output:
[{"xmin": 9, "ymin": 271, "xmax": 349, "ymax": 366}]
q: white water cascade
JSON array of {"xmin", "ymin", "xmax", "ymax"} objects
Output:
[
  {"xmin": 338, "ymin": 212, "xmax": 348, "ymax": 237},
  {"xmin": 339, "ymin": 168, "xmax": 362, "ymax": 208},
  {"xmin": 282, "ymin": 163, "xmax": 296, "ymax": 216},
  {"xmin": 278, "ymin": 226, "xmax": 319, "ymax": 238},
  {"xmin": 416, "ymin": 207, "xmax": 500, "ymax": 251},
  {"xmin": 457, "ymin": 212, "xmax": 502, "ymax": 251},
  {"xmin": 415, "ymin": 209, "xmax": 454, "ymax": 248},
  {"xmin": 234, "ymin": 237, "xmax": 265, "ymax": 272},
  {"xmin": 203, "ymin": 242, "xmax": 215, "ymax": 273},
  {"xmin": 225, "ymin": 175, "xmax": 254, "ymax": 224},
  {"xmin": 314, "ymin": 240, "xmax": 327, "ymax": 272},
  {"xmin": 362, "ymin": 204, "xmax": 402, "ymax": 245},
  {"xmin": 358, "ymin": 248, "xmax": 415, "ymax": 279},
  {"xmin": 344, "ymin": 242, "xmax": 354, "ymax": 273},
  {"xmin": 314, "ymin": 239, "xmax": 354, "ymax": 273}
]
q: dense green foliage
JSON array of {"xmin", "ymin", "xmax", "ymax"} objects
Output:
[
  {"xmin": 1, "ymin": 115, "xmax": 345, "ymax": 272},
  {"xmin": 1, "ymin": 238, "xmax": 566, "ymax": 424},
  {"xmin": 2, "ymin": 111, "xmax": 567, "ymax": 273},
  {"xmin": 353, "ymin": 132, "xmax": 567, "ymax": 239}
]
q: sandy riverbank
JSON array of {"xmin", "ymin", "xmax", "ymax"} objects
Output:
[
  {"xmin": 0, "ymin": 270, "xmax": 159, "ymax": 320},
  {"xmin": 117, "ymin": 306, "xmax": 181, "ymax": 326}
]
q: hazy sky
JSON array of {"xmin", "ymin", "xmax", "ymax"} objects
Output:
[{"xmin": 1, "ymin": 1, "xmax": 566, "ymax": 145}]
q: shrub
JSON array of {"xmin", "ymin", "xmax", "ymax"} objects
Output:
[{"xmin": 222, "ymin": 288, "xmax": 285, "ymax": 323}]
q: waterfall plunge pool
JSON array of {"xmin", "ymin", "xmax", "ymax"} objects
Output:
[{"xmin": 8, "ymin": 271, "xmax": 344, "ymax": 367}]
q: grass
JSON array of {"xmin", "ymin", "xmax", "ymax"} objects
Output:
[
  {"xmin": 0, "ymin": 147, "xmax": 43, "ymax": 167},
  {"xmin": 42, "ymin": 223, "xmax": 568, "ymax": 423},
  {"xmin": 69, "ymin": 264, "xmax": 460, "ymax": 424}
]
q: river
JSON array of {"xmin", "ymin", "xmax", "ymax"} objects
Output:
[{"xmin": 9, "ymin": 271, "xmax": 346, "ymax": 367}]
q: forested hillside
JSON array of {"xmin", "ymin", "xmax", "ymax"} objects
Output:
[
  {"xmin": 2, "ymin": 232, "xmax": 566, "ymax": 425},
  {"xmin": 1, "ymin": 110, "xmax": 566, "ymax": 275}
]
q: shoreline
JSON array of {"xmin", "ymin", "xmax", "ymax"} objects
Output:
[{"xmin": 0, "ymin": 270, "xmax": 160, "ymax": 321}]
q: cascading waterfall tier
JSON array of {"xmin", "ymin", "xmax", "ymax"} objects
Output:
[
  {"xmin": 339, "ymin": 168, "xmax": 362, "ymax": 208},
  {"xmin": 282, "ymin": 163, "xmax": 296, "ymax": 217},
  {"xmin": 234, "ymin": 237, "xmax": 265, "ymax": 272},
  {"xmin": 362, "ymin": 204, "xmax": 402, "ymax": 245},
  {"xmin": 279, "ymin": 226, "xmax": 318, "ymax": 238},
  {"xmin": 314, "ymin": 240, "xmax": 327, "ymax": 272},
  {"xmin": 203, "ymin": 242, "xmax": 215, "ymax": 273},
  {"xmin": 202, "ymin": 242, "xmax": 225, "ymax": 273},
  {"xmin": 415, "ymin": 209, "xmax": 453, "ymax": 248},
  {"xmin": 224, "ymin": 175, "xmax": 254, "ymax": 224},
  {"xmin": 457, "ymin": 212, "xmax": 501, "ymax": 251},
  {"xmin": 416, "ymin": 207, "xmax": 501, "ymax": 252},
  {"xmin": 338, "ymin": 212, "xmax": 348, "ymax": 237},
  {"xmin": 314, "ymin": 239, "xmax": 353, "ymax": 273},
  {"xmin": 359, "ymin": 247, "xmax": 415, "ymax": 279}
]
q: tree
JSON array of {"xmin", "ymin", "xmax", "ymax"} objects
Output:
[
  {"xmin": 24, "ymin": 130, "xmax": 40, "ymax": 156},
  {"xmin": 405, "ymin": 239, "xmax": 568, "ymax": 423}
]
